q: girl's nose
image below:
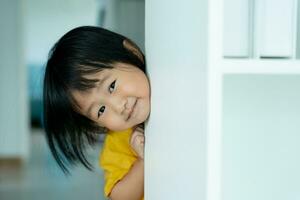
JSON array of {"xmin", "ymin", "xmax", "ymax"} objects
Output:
[{"xmin": 108, "ymin": 95, "xmax": 126, "ymax": 114}]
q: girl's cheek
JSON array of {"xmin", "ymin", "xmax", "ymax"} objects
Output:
[
  {"xmin": 104, "ymin": 115, "xmax": 126, "ymax": 131},
  {"xmin": 121, "ymin": 81, "xmax": 135, "ymax": 94}
]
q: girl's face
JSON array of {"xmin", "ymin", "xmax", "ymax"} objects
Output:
[{"xmin": 71, "ymin": 63, "xmax": 151, "ymax": 131}]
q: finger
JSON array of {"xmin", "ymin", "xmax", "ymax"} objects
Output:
[
  {"xmin": 130, "ymin": 133, "xmax": 142, "ymax": 144},
  {"xmin": 134, "ymin": 127, "xmax": 144, "ymax": 134}
]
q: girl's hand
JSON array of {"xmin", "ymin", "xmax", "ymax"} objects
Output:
[{"xmin": 129, "ymin": 125, "xmax": 145, "ymax": 159}]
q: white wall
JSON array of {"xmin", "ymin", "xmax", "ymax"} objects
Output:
[
  {"xmin": 145, "ymin": 0, "xmax": 208, "ymax": 199},
  {"xmin": 23, "ymin": 0, "xmax": 145, "ymax": 65},
  {"xmin": 0, "ymin": 0, "xmax": 99, "ymax": 159},
  {"xmin": 145, "ymin": 0, "xmax": 300, "ymax": 199},
  {"xmin": 104, "ymin": 0, "xmax": 145, "ymax": 52},
  {"xmin": 0, "ymin": 0, "xmax": 29, "ymax": 159},
  {"xmin": 23, "ymin": 0, "xmax": 99, "ymax": 65}
]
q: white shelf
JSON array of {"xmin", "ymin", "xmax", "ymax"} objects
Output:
[{"xmin": 222, "ymin": 59, "xmax": 300, "ymax": 74}]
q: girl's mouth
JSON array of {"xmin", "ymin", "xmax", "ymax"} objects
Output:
[{"xmin": 127, "ymin": 99, "xmax": 138, "ymax": 121}]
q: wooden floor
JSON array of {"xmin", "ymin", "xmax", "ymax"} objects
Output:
[{"xmin": 0, "ymin": 128, "xmax": 105, "ymax": 200}]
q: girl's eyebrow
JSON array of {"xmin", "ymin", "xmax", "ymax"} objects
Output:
[
  {"xmin": 85, "ymin": 73, "xmax": 111, "ymax": 118},
  {"xmin": 96, "ymin": 73, "xmax": 110, "ymax": 87}
]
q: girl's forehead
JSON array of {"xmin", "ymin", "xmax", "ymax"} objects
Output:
[
  {"xmin": 84, "ymin": 68, "xmax": 111, "ymax": 79},
  {"xmin": 82, "ymin": 63, "xmax": 138, "ymax": 82}
]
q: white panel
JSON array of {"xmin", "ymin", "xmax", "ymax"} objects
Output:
[
  {"xmin": 145, "ymin": 0, "xmax": 208, "ymax": 199},
  {"xmin": 258, "ymin": 0, "xmax": 297, "ymax": 58},
  {"xmin": 222, "ymin": 75, "xmax": 300, "ymax": 200},
  {"xmin": 223, "ymin": 0, "xmax": 250, "ymax": 58}
]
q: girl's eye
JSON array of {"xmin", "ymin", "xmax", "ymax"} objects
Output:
[
  {"xmin": 109, "ymin": 80, "xmax": 116, "ymax": 93},
  {"xmin": 98, "ymin": 106, "xmax": 105, "ymax": 118}
]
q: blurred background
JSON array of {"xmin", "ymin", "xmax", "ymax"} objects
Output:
[{"xmin": 0, "ymin": 0, "xmax": 144, "ymax": 199}]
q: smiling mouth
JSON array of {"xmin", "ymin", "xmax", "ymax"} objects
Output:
[{"xmin": 126, "ymin": 99, "xmax": 138, "ymax": 121}]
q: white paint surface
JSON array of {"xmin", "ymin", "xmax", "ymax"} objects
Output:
[
  {"xmin": 223, "ymin": 0, "xmax": 250, "ymax": 57},
  {"xmin": 257, "ymin": 0, "xmax": 297, "ymax": 58},
  {"xmin": 222, "ymin": 75, "xmax": 300, "ymax": 200},
  {"xmin": 145, "ymin": 0, "xmax": 208, "ymax": 199}
]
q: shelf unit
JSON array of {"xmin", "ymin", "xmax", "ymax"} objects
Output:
[{"xmin": 207, "ymin": 0, "xmax": 300, "ymax": 200}]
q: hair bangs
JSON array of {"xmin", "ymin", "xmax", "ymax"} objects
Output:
[{"xmin": 69, "ymin": 61, "xmax": 113, "ymax": 91}]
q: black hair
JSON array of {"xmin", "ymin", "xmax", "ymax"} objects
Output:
[{"xmin": 43, "ymin": 26, "xmax": 146, "ymax": 174}]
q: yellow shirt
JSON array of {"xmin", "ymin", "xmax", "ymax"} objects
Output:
[{"xmin": 99, "ymin": 128, "xmax": 144, "ymax": 200}]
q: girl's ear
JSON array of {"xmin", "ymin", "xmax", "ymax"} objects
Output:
[{"xmin": 123, "ymin": 39, "xmax": 144, "ymax": 64}]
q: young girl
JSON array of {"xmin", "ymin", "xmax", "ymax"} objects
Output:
[{"xmin": 43, "ymin": 26, "xmax": 150, "ymax": 200}]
